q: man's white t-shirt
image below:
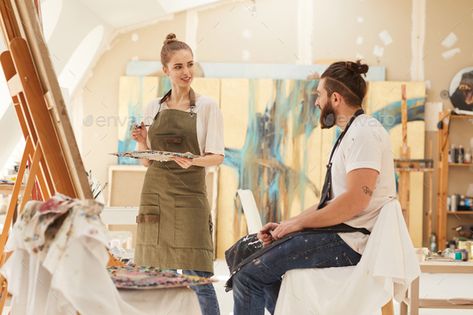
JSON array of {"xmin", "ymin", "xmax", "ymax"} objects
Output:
[
  {"xmin": 143, "ymin": 95, "xmax": 225, "ymax": 156},
  {"xmin": 330, "ymin": 114, "xmax": 396, "ymax": 254}
]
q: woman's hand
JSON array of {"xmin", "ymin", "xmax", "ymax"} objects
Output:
[
  {"xmin": 131, "ymin": 122, "xmax": 148, "ymax": 144},
  {"xmin": 257, "ymin": 222, "xmax": 279, "ymax": 246},
  {"xmin": 269, "ymin": 218, "xmax": 304, "ymax": 240},
  {"xmin": 172, "ymin": 156, "xmax": 193, "ymax": 169}
]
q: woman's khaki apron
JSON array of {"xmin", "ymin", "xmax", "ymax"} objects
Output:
[{"xmin": 134, "ymin": 92, "xmax": 214, "ymax": 273}]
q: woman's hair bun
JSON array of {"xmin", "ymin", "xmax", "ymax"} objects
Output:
[{"xmin": 164, "ymin": 33, "xmax": 177, "ymax": 45}]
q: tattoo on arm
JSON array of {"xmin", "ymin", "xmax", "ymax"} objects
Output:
[{"xmin": 362, "ymin": 185, "xmax": 373, "ymax": 197}]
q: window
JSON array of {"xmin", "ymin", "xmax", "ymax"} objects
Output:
[
  {"xmin": 58, "ymin": 25, "xmax": 104, "ymax": 93},
  {"xmin": 40, "ymin": 0, "xmax": 63, "ymax": 41}
]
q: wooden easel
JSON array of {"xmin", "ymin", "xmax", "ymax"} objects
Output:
[
  {"xmin": 0, "ymin": 0, "xmax": 92, "ymax": 311},
  {"xmin": 398, "ymin": 84, "xmax": 411, "ymax": 225},
  {"xmin": 396, "ymin": 84, "xmax": 434, "ymax": 242},
  {"xmin": 436, "ymin": 110, "xmax": 450, "ymax": 251}
]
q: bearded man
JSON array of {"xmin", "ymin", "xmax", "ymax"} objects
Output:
[{"xmin": 231, "ymin": 60, "xmax": 397, "ymax": 315}]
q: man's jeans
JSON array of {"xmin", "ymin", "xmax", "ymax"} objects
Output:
[
  {"xmin": 182, "ymin": 269, "xmax": 220, "ymax": 315},
  {"xmin": 232, "ymin": 232, "xmax": 362, "ymax": 315}
]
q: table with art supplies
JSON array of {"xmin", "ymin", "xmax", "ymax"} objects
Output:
[{"xmin": 109, "ymin": 265, "xmax": 210, "ymax": 314}]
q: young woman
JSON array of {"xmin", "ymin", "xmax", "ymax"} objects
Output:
[{"xmin": 131, "ymin": 33, "xmax": 224, "ymax": 315}]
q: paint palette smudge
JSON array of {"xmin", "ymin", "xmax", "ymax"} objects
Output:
[
  {"xmin": 111, "ymin": 150, "xmax": 196, "ymax": 162},
  {"xmin": 107, "ymin": 265, "xmax": 214, "ymax": 289}
]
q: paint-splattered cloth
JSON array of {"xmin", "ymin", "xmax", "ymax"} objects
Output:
[
  {"xmin": 1, "ymin": 195, "xmax": 141, "ymax": 315},
  {"xmin": 1, "ymin": 195, "xmax": 202, "ymax": 315}
]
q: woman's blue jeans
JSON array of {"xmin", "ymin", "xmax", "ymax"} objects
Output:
[
  {"xmin": 182, "ymin": 269, "xmax": 220, "ymax": 315},
  {"xmin": 232, "ymin": 232, "xmax": 362, "ymax": 315}
]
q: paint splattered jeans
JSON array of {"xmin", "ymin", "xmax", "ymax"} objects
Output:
[
  {"xmin": 182, "ymin": 270, "xmax": 220, "ymax": 315},
  {"xmin": 232, "ymin": 232, "xmax": 362, "ymax": 315}
]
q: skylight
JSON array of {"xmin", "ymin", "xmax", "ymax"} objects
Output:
[
  {"xmin": 58, "ymin": 25, "xmax": 104, "ymax": 93},
  {"xmin": 40, "ymin": 0, "xmax": 63, "ymax": 41}
]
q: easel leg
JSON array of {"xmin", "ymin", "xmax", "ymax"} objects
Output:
[
  {"xmin": 0, "ymin": 137, "xmax": 32, "ymax": 252},
  {"xmin": 19, "ymin": 143, "xmax": 43, "ymax": 212},
  {"xmin": 400, "ymin": 286, "xmax": 408, "ymax": 315},
  {"xmin": 410, "ymin": 277, "xmax": 420, "ymax": 315},
  {"xmin": 381, "ymin": 299, "xmax": 394, "ymax": 315}
]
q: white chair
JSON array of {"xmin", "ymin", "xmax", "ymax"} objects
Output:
[
  {"xmin": 237, "ymin": 189, "xmax": 263, "ymax": 234},
  {"xmin": 274, "ymin": 199, "xmax": 420, "ymax": 315}
]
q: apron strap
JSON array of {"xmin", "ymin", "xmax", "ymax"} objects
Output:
[
  {"xmin": 159, "ymin": 89, "xmax": 172, "ymax": 105},
  {"xmin": 318, "ymin": 108, "xmax": 364, "ymax": 209},
  {"xmin": 314, "ymin": 108, "xmax": 369, "ymax": 237},
  {"xmin": 189, "ymin": 88, "xmax": 196, "ymax": 111},
  {"xmin": 157, "ymin": 88, "xmax": 197, "ymax": 117},
  {"xmin": 315, "ymin": 223, "xmax": 370, "ymax": 235}
]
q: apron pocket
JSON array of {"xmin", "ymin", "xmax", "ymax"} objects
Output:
[
  {"xmin": 174, "ymin": 196, "xmax": 213, "ymax": 250},
  {"xmin": 136, "ymin": 205, "xmax": 160, "ymax": 245}
]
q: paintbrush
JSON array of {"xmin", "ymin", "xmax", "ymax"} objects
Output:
[
  {"xmin": 93, "ymin": 182, "xmax": 108, "ymax": 199},
  {"xmin": 133, "ymin": 123, "xmax": 151, "ymax": 129}
]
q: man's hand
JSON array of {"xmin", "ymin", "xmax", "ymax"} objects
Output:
[
  {"xmin": 270, "ymin": 218, "xmax": 304, "ymax": 240},
  {"xmin": 257, "ymin": 222, "xmax": 279, "ymax": 246}
]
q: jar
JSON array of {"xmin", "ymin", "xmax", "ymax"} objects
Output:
[
  {"xmin": 464, "ymin": 150, "xmax": 472, "ymax": 163},
  {"xmin": 451, "ymin": 194, "xmax": 458, "ymax": 211},
  {"xmin": 459, "ymin": 195, "xmax": 467, "ymax": 210},
  {"xmin": 458, "ymin": 145, "xmax": 465, "ymax": 164},
  {"xmin": 450, "ymin": 144, "xmax": 456, "ymax": 163}
]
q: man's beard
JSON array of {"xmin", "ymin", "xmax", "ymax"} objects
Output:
[{"xmin": 319, "ymin": 99, "xmax": 336, "ymax": 129}]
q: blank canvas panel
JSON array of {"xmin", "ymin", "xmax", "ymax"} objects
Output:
[{"xmin": 108, "ymin": 166, "xmax": 146, "ymax": 207}]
